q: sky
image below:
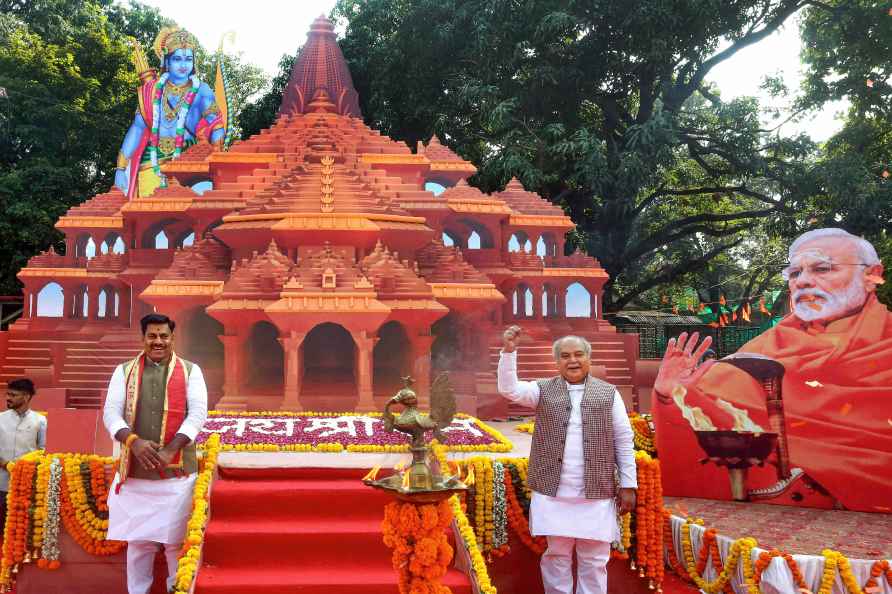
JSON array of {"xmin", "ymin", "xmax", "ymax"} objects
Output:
[{"xmin": 135, "ymin": 0, "xmax": 844, "ymax": 142}]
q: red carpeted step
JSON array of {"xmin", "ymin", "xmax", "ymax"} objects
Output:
[
  {"xmin": 217, "ymin": 466, "xmax": 373, "ymax": 481},
  {"xmin": 196, "ymin": 565, "xmax": 472, "ymax": 594},
  {"xmin": 202, "ymin": 518, "xmax": 394, "ymax": 566},
  {"xmin": 210, "ymin": 478, "xmax": 392, "ymax": 521},
  {"xmin": 195, "ymin": 468, "xmax": 472, "ymax": 594}
]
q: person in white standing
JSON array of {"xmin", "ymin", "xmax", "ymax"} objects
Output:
[
  {"xmin": 0, "ymin": 378, "xmax": 47, "ymax": 521},
  {"xmin": 103, "ymin": 313, "xmax": 207, "ymax": 594},
  {"xmin": 497, "ymin": 325, "xmax": 636, "ymax": 594}
]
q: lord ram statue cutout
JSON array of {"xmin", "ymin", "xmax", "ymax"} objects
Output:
[
  {"xmin": 652, "ymin": 228, "xmax": 892, "ymax": 513},
  {"xmin": 114, "ymin": 27, "xmax": 230, "ymax": 198}
]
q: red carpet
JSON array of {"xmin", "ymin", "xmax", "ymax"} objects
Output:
[{"xmin": 194, "ymin": 467, "xmax": 471, "ymax": 594}]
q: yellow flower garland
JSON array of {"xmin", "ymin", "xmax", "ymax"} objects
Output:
[
  {"xmin": 680, "ymin": 520, "xmax": 755, "ymax": 594},
  {"xmin": 430, "ymin": 444, "xmax": 497, "ymax": 594},
  {"xmin": 514, "ymin": 421, "xmax": 534, "ymax": 434},
  {"xmin": 32, "ymin": 455, "xmax": 51, "ymax": 555},
  {"xmin": 172, "ymin": 433, "xmax": 221, "ymax": 594},
  {"xmin": 673, "ymin": 519, "xmax": 879, "ymax": 594}
]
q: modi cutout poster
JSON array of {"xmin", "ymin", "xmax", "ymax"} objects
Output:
[{"xmin": 652, "ymin": 228, "xmax": 892, "ymax": 513}]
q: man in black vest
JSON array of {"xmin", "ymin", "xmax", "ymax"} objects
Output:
[{"xmin": 497, "ymin": 325, "xmax": 636, "ymax": 594}]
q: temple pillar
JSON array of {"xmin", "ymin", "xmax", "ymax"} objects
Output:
[
  {"xmin": 73, "ymin": 286, "xmax": 85, "ymax": 319},
  {"xmin": 64, "ymin": 236, "xmax": 75, "ymax": 263},
  {"xmin": 278, "ymin": 331, "xmax": 306, "ymax": 410},
  {"xmin": 119, "ymin": 287, "xmax": 132, "ymax": 326},
  {"xmin": 556, "ymin": 286, "xmax": 567, "ymax": 318},
  {"xmin": 62, "ymin": 283, "xmax": 75, "ymax": 319},
  {"xmin": 493, "ymin": 302, "xmax": 503, "ymax": 328},
  {"xmin": 410, "ymin": 332, "xmax": 435, "ymax": 410},
  {"xmin": 590, "ymin": 288, "xmax": 599, "ymax": 319},
  {"xmin": 21, "ymin": 289, "xmax": 31, "ymax": 319},
  {"xmin": 532, "ymin": 284, "xmax": 542, "ymax": 319},
  {"xmin": 219, "ymin": 334, "xmax": 245, "ymax": 399},
  {"xmin": 352, "ymin": 330, "xmax": 378, "ymax": 411},
  {"xmin": 531, "ymin": 233, "xmax": 541, "ymax": 256},
  {"xmin": 88, "ymin": 284, "xmax": 101, "ymax": 320}
]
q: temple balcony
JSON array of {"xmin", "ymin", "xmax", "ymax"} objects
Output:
[
  {"xmin": 126, "ymin": 248, "xmax": 175, "ymax": 269},
  {"xmin": 504, "ymin": 251, "xmax": 545, "ymax": 270},
  {"xmin": 544, "ymin": 252, "xmax": 603, "ymax": 268},
  {"xmin": 460, "ymin": 248, "xmax": 503, "ymax": 268},
  {"xmin": 85, "ymin": 253, "xmax": 128, "ymax": 273}
]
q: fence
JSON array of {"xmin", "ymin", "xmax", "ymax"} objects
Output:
[{"xmin": 615, "ymin": 319, "xmax": 777, "ymax": 359}]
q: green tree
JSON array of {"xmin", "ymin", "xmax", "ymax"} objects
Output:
[
  {"xmin": 0, "ymin": 0, "xmax": 144, "ymax": 294},
  {"xmin": 797, "ymin": 1, "xmax": 892, "ymax": 305},
  {"xmin": 239, "ymin": 52, "xmax": 296, "ymax": 139},
  {"xmin": 327, "ymin": 0, "xmax": 839, "ymax": 311},
  {"xmin": 0, "ymin": 0, "xmax": 266, "ymax": 294}
]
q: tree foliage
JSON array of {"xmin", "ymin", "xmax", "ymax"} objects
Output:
[
  {"xmin": 0, "ymin": 0, "xmax": 266, "ymax": 294},
  {"xmin": 798, "ymin": 1, "xmax": 892, "ymax": 304},
  {"xmin": 0, "ymin": 0, "xmax": 144, "ymax": 294},
  {"xmin": 327, "ymin": 0, "xmax": 847, "ymax": 311},
  {"xmin": 239, "ymin": 52, "xmax": 297, "ymax": 139}
]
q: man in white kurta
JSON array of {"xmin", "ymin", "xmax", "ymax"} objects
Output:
[
  {"xmin": 497, "ymin": 326, "xmax": 636, "ymax": 594},
  {"xmin": 0, "ymin": 378, "xmax": 47, "ymax": 521},
  {"xmin": 103, "ymin": 314, "xmax": 207, "ymax": 594}
]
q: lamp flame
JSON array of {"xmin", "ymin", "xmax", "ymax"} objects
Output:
[
  {"xmin": 361, "ymin": 465, "xmax": 381, "ymax": 481},
  {"xmin": 465, "ymin": 466, "xmax": 475, "ymax": 486},
  {"xmin": 401, "ymin": 470, "xmax": 411, "ymax": 489}
]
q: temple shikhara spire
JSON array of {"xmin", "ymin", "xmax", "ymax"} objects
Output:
[
  {"xmin": 5, "ymin": 17, "xmax": 636, "ymax": 414},
  {"xmin": 278, "ymin": 15, "xmax": 362, "ymax": 118}
]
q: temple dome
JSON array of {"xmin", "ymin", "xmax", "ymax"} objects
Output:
[{"xmin": 278, "ymin": 15, "xmax": 362, "ymax": 118}]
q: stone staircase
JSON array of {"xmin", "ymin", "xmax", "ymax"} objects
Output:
[
  {"xmin": 0, "ymin": 336, "xmax": 52, "ymax": 384},
  {"xmin": 58, "ymin": 341, "xmax": 140, "ymax": 408},
  {"xmin": 0, "ymin": 331, "xmax": 139, "ymax": 409}
]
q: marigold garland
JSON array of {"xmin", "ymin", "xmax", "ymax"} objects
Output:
[
  {"xmin": 514, "ymin": 422, "xmax": 534, "ymax": 434},
  {"xmin": 32, "ymin": 455, "xmax": 50, "ymax": 556},
  {"xmin": 629, "ymin": 413, "xmax": 656, "ymax": 454},
  {"xmin": 502, "ymin": 467, "xmax": 545, "ymax": 555},
  {"xmin": 754, "ymin": 549, "xmax": 807, "ymax": 590},
  {"xmin": 430, "ymin": 444, "xmax": 497, "ymax": 594},
  {"xmin": 171, "ymin": 433, "xmax": 221, "ymax": 594},
  {"xmin": 633, "ymin": 451, "xmax": 664, "ymax": 590},
  {"xmin": 381, "ymin": 499, "xmax": 454, "ymax": 594},
  {"xmin": 59, "ymin": 455, "xmax": 123, "ymax": 555},
  {"xmin": 665, "ymin": 512, "xmax": 892, "ymax": 594},
  {"xmin": 865, "ymin": 559, "xmax": 892, "ymax": 591},
  {"xmin": 679, "ymin": 519, "xmax": 756, "ymax": 594},
  {"xmin": 1, "ymin": 450, "xmax": 39, "ymax": 586}
]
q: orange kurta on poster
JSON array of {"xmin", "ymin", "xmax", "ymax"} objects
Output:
[{"xmin": 655, "ymin": 291, "xmax": 892, "ymax": 513}]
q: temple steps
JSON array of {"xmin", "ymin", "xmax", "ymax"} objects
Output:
[
  {"xmin": 66, "ymin": 388, "xmax": 103, "ymax": 409},
  {"xmin": 482, "ymin": 332, "xmax": 636, "ymax": 416},
  {"xmin": 0, "ymin": 339, "xmax": 52, "ymax": 383}
]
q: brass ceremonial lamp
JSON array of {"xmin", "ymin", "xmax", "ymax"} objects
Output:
[
  {"xmin": 693, "ymin": 353, "xmax": 788, "ymax": 501},
  {"xmin": 362, "ymin": 375, "xmax": 468, "ymax": 594},
  {"xmin": 363, "ymin": 374, "xmax": 467, "ymax": 502}
]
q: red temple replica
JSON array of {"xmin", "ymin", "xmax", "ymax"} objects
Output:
[{"xmin": 2, "ymin": 16, "xmax": 638, "ymax": 416}]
